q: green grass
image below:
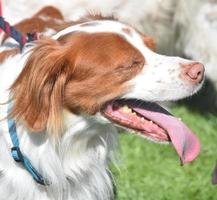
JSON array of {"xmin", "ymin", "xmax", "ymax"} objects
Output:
[{"xmin": 113, "ymin": 106, "xmax": 217, "ymax": 200}]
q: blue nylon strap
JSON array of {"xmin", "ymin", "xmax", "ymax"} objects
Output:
[{"xmin": 7, "ymin": 105, "xmax": 49, "ymax": 185}]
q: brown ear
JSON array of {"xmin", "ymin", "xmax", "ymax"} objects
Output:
[
  {"xmin": 143, "ymin": 36, "xmax": 156, "ymax": 52},
  {"xmin": 33, "ymin": 6, "xmax": 64, "ymax": 20},
  {"xmin": 11, "ymin": 39, "xmax": 68, "ymax": 134}
]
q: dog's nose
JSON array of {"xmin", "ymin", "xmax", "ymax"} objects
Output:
[{"xmin": 181, "ymin": 62, "xmax": 205, "ymax": 83}]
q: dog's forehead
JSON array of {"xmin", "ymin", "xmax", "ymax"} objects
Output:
[
  {"xmin": 52, "ymin": 20, "xmax": 148, "ymax": 53},
  {"xmin": 53, "ymin": 20, "xmax": 132, "ymax": 38}
]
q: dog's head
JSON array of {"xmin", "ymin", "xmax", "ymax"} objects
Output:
[{"xmin": 11, "ymin": 19, "xmax": 204, "ymax": 164}]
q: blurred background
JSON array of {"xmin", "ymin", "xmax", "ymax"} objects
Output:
[{"xmin": 2, "ymin": 0, "xmax": 217, "ymax": 199}]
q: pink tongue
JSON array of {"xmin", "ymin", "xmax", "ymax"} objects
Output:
[{"xmin": 133, "ymin": 108, "xmax": 200, "ymax": 164}]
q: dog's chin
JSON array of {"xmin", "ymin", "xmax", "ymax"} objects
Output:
[
  {"xmin": 165, "ymin": 83, "xmax": 204, "ymax": 102},
  {"xmin": 176, "ymin": 82, "xmax": 204, "ymax": 101}
]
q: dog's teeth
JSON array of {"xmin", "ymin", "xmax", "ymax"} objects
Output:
[
  {"xmin": 128, "ymin": 109, "xmax": 133, "ymax": 113},
  {"xmin": 150, "ymin": 121, "xmax": 153, "ymax": 124},
  {"xmin": 141, "ymin": 117, "xmax": 145, "ymax": 121},
  {"xmin": 132, "ymin": 112, "xmax": 136, "ymax": 115},
  {"xmin": 178, "ymin": 118, "xmax": 182, "ymax": 121},
  {"xmin": 122, "ymin": 105, "xmax": 132, "ymax": 113}
]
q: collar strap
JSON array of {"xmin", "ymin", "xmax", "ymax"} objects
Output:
[
  {"xmin": 7, "ymin": 105, "xmax": 49, "ymax": 185},
  {"xmin": 0, "ymin": 16, "xmax": 39, "ymax": 48}
]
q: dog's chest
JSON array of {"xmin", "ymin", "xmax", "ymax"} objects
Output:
[{"xmin": 0, "ymin": 109, "xmax": 117, "ymax": 200}]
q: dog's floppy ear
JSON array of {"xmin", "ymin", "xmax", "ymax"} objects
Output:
[{"xmin": 11, "ymin": 39, "xmax": 68, "ymax": 134}]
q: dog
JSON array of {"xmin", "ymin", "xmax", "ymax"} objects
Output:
[
  {"xmin": 4, "ymin": 0, "xmax": 217, "ymax": 100},
  {"xmin": 0, "ymin": 6, "xmax": 204, "ymax": 200}
]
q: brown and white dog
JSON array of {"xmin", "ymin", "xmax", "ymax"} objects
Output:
[{"xmin": 0, "ymin": 6, "xmax": 204, "ymax": 200}]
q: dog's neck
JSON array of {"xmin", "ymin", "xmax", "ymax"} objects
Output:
[{"xmin": 0, "ymin": 49, "xmax": 117, "ymax": 199}]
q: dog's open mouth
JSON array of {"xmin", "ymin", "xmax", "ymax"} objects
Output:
[{"xmin": 101, "ymin": 99, "xmax": 200, "ymax": 164}]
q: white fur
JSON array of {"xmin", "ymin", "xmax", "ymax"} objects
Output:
[
  {"xmin": 0, "ymin": 46, "xmax": 117, "ymax": 199},
  {"xmin": 0, "ymin": 20, "xmax": 203, "ymax": 200},
  {"xmin": 4, "ymin": 0, "xmax": 212, "ymax": 85},
  {"xmin": 5, "ymin": 0, "xmax": 217, "ymax": 96},
  {"xmin": 4, "ymin": 0, "xmax": 217, "ymax": 80},
  {"xmin": 53, "ymin": 20, "xmax": 202, "ymax": 101}
]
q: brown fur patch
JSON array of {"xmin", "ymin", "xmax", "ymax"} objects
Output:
[
  {"xmin": 14, "ymin": 6, "xmax": 64, "ymax": 35},
  {"xmin": 0, "ymin": 6, "xmax": 70, "ymax": 63},
  {"xmin": 0, "ymin": 48, "xmax": 20, "ymax": 64},
  {"xmin": 142, "ymin": 36, "xmax": 156, "ymax": 51},
  {"xmin": 11, "ymin": 32, "xmax": 145, "ymax": 134},
  {"xmin": 33, "ymin": 6, "xmax": 63, "ymax": 19},
  {"xmin": 137, "ymin": 31, "xmax": 156, "ymax": 51}
]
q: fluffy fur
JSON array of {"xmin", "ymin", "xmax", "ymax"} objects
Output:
[
  {"xmin": 0, "ymin": 7, "xmax": 204, "ymax": 200},
  {"xmin": 3, "ymin": 0, "xmax": 217, "ymax": 97}
]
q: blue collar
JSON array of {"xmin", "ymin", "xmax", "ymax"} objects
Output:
[{"xmin": 7, "ymin": 105, "xmax": 49, "ymax": 185}]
